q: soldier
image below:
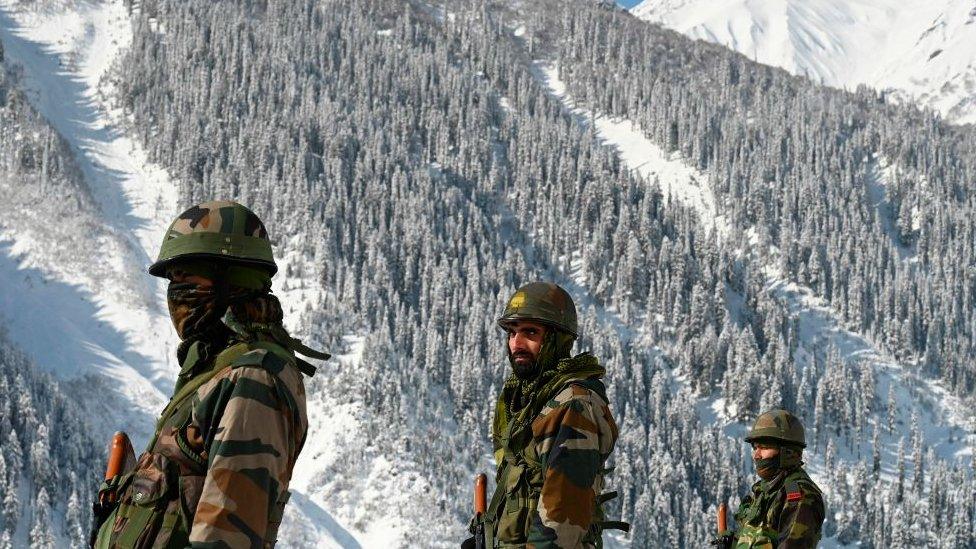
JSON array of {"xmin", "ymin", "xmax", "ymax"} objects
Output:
[
  {"xmin": 714, "ymin": 409, "xmax": 825, "ymax": 549},
  {"xmin": 92, "ymin": 201, "xmax": 328, "ymax": 548},
  {"xmin": 467, "ymin": 282, "xmax": 627, "ymax": 549}
]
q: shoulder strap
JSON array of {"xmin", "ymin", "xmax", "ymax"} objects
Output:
[
  {"xmin": 251, "ymin": 339, "xmax": 318, "ymax": 377},
  {"xmin": 146, "ymin": 342, "xmax": 250, "ymax": 451},
  {"xmin": 569, "ymin": 377, "xmax": 608, "ymax": 402},
  {"xmin": 784, "ymin": 468, "xmax": 822, "ymax": 497}
]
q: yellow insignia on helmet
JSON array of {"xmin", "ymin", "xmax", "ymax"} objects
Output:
[{"xmin": 508, "ymin": 291, "xmax": 527, "ymax": 310}]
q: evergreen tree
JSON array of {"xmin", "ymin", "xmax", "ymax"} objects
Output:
[
  {"xmin": 29, "ymin": 487, "xmax": 54, "ymax": 549},
  {"xmin": 65, "ymin": 485, "xmax": 86, "ymax": 548}
]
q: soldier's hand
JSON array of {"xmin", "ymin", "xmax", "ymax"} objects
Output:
[
  {"xmin": 709, "ymin": 532, "xmax": 734, "ymax": 549},
  {"xmin": 461, "ymin": 536, "xmax": 476, "ymax": 549}
]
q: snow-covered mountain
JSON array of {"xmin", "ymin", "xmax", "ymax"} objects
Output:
[
  {"xmin": 0, "ymin": 0, "xmax": 359, "ymax": 546},
  {"xmin": 632, "ymin": 0, "xmax": 976, "ymax": 125},
  {"xmin": 0, "ymin": 0, "xmax": 974, "ymax": 547}
]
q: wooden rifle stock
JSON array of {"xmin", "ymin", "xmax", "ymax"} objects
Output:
[
  {"xmin": 474, "ymin": 474, "xmax": 487, "ymax": 549},
  {"xmin": 475, "ymin": 474, "xmax": 487, "ymax": 516},
  {"xmin": 718, "ymin": 501, "xmax": 728, "ymax": 533},
  {"xmin": 101, "ymin": 432, "xmax": 133, "ymax": 505}
]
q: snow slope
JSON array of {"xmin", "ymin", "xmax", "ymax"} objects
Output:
[
  {"xmin": 532, "ymin": 60, "xmax": 729, "ymax": 239},
  {"xmin": 535, "ymin": 55, "xmax": 974, "ymax": 542},
  {"xmin": 0, "ymin": 2, "xmax": 362, "ymax": 546},
  {"xmin": 0, "ymin": 0, "xmax": 176, "ymax": 442},
  {"xmin": 632, "ymin": 0, "xmax": 976, "ymax": 125}
]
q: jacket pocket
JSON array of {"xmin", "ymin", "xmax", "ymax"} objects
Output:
[
  {"xmin": 495, "ymin": 464, "xmax": 531, "ymax": 543},
  {"xmin": 110, "ymin": 453, "xmax": 175, "ymax": 548},
  {"xmin": 178, "ymin": 474, "xmax": 205, "ymax": 529}
]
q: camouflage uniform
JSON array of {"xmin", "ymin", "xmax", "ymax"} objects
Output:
[
  {"xmin": 482, "ymin": 282, "xmax": 626, "ymax": 549},
  {"xmin": 94, "ymin": 202, "xmax": 326, "ymax": 549},
  {"xmin": 732, "ymin": 468, "xmax": 824, "ymax": 548},
  {"xmin": 730, "ymin": 410, "xmax": 825, "ymax": 549}
]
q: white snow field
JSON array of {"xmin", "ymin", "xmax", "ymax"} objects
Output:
[
  {"xmin": 533, "ymin": 60, "xmax": 729, "ymax": 239},
  {"xmin": 534, "ymin": 52, "xmax": 974, "ymax": 544},
  {"xmin": 0, "ymin": 0, "xmax": 176, "ymax": 442},
  {"xmin": 633, "ymin": 0, "xmax": 976, "ymax": 125},
  {"xmin": 0, "ymin": 1, "xmax": 361, "ymax": 546}
]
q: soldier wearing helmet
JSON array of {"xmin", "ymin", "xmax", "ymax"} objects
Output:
[
  {"xmin": 714, "ymin": 409, "xmax": 825, "ymax": 549},
  {"xmin": 93, "ymin": 201, "xmax": 328, "ymax": 548},
  {"xmin": 466, "ymin": 282, "xmax": 627, "ymax": 548}
]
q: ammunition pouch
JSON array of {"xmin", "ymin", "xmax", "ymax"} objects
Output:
[
  {"xmin": 89, "ymin": 474, "xmax": 127, "ymax": 548},
  {"xmin": 94, "ymin": 452, "xmax": 203, "ymax": 549}
]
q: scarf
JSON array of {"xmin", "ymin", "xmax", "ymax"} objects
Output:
[
  {"xmin": 492, "ymin": 350, "xmax": 606, "ymax": 455},
  {"xmin": 754, "ymin": 445, "xmax": 803, "ymax": 481}
]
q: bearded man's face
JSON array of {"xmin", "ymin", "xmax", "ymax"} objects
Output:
[{"xmin": 506, "ymin": 320, "xmax": 547, "ymax": 378}]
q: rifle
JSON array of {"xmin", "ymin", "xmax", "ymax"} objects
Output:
[
  {"xmin": 474, "ymin": 473, "xmax": 487, "ymax": 549},
  {"xmin": 89, "ymin": 432, "xmax": 134, "ymax": 547},
  {"xmin": 710, "ymin": 500, "xmax": 733, "ymax": 549}
]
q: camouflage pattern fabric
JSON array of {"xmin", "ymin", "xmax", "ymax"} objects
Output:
[
  {"xmin": 166, "ymin": 279, "xmax": 266, "ymax": 341},
  {"xmin": 95, "ymin": 337, "xmax": 307, "ymax": 548},
  {"xmin": 745, "ymin": 410, "xmax": 806, "ymax": 448},
  {"xmin": 488, "ymin": 353, "xmax": 618, "ymax": 549},
  {"xmin": 167, "ymin": 202, "xmax": 269, "ymax": 241},
  {"xmin": 149, "ymin": 200, "xmax": 277, "ymax": 277},
  {"xmin": 497, "ymin": 282, "xmax": 579, "ymax": 337},
  {"xmin": 188, "ymin": 345, "xmax": 307, "ymax": 547},
  {"xmin": 527, "ymin": 383, "xmax": 618, "ymax": 547},
  {"xmin": 167, "ymin": 282, "xmax": 225, "ymax": 341},
  {"xmin": 733, "ymin": 467, "xmax": 825, "ymax": 549}
]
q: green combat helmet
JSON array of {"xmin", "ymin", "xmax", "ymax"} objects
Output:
[
  {"xmin": 745, "ymin": 409, "xmax": 806, "ymax": 448},
  {"xmin": 148, "ymin": 200, "xmax": 277, "ymax": 277},
  {"xmin": 497, "ymin": 281, "xmax": 578, "ymax": 337}
]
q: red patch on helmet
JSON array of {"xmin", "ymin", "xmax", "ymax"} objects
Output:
[{"xmin": 787, "ymin": 491, "xmax": 802, "ymax": 502}]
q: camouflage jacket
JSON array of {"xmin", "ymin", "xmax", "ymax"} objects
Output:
[
  {"xmin": 487, "ymin": 354, "xmax": 619, "ymax": 548},
  {"xmin": 733, "ymin": 466, "xmax": 824, "ymax": 549},
  {"xmin": 95, "ymin": 336, "xmax": 308, "ymax": 548}
]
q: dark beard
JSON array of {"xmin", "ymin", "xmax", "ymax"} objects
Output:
[{"xmin": 508, "ymin": 351, "xmax": 539, "ymax": 379}]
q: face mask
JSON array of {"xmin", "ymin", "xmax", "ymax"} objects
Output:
[
  {"xmin": 754, "ymin": 454, "xmax": 780, "ymax": 480},
  {"xmin": 167, "ymin": 281, "xmax": 225, "ymax": 340}
]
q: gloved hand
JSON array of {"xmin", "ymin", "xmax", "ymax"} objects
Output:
[
  {"xmin": 710, "ymin": 531, "xmax": 734, "ymax": 549},
  {"xmin": 461, "ymin": 536, "xmax": 476, "ymax": 549}
]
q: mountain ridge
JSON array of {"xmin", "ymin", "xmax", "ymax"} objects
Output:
[
  {"xmin": 0, "ymin": 0, "xmax": 973, "ymax": 547},
  {"xmin": 632, "ymin": 0, "xmax": 976, "ymax": 125}
]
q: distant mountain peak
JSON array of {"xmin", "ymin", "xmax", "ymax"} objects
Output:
[{"xmin": 632, "ymin": 0, "xmax": 976, "ymax": 125}]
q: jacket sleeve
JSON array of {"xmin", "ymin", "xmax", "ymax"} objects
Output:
[
  {"xmin": 188, "ymin": 365, "xmax": 297, "ymax": 549},
  {"xmin": 527, "ymin": 386, "xmax": 617, "ymax": 549},
  {"xmin": 777, "ymin": 482, "xmax": 825, "ymax": 549}
]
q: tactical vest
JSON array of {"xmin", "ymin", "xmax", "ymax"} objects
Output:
[
  {"xmin": 484, "ymin": 377, "xmax": 626, "ymax": 548},
  {"xmin": 93, "ymin": 339, "xmax": 301, "ymax": 549},
  {"xmin": 733, "ymin": 468, "xmax": 822, "ymax": 549}
]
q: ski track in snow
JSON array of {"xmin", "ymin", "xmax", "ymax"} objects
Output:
[{"xmin": 534, "ymin": 52, "xmax": 975, "ymax": 533}]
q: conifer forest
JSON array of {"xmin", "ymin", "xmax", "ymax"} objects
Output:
[{"xmin": 0, "ymin": 0, "xmax": 973, "ymax": 547}]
